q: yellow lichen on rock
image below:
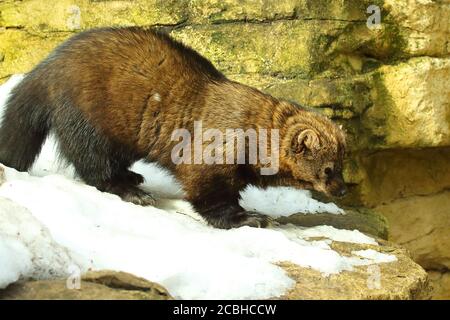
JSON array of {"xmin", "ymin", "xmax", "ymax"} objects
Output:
[
  {"xmin": 172, "ymin": 21, "xmax": 315, "ymax": 76},
  {"xmin": 0, "ymin": 0, "xmax": 187, "ymax": 32},
  {"xmin": 366, "ymin": 57, "xmax": 450, "ymax": 148},
  {"xmin": 384, "ymin": 0, "xmax": 450, "ymax": 57},
  {"xmin": 0, "ymin": 30, "xmax": 72, "ymax": 80}
]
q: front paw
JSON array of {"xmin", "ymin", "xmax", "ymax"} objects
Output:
[
  {"xmin": 118, "ymin": 170, "xmax": 144, "ymax": 186},
  {"xmin": 209, "ymin": 211, "xmax": 274, "ymax": 229},
  {"xmin": 121, "ymin": 186, "xmax": 156, "ymax": 206}
]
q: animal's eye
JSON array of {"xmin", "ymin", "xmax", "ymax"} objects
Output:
[{"xmin": 324, "ymin": 167, "xmax": 333, "ymax": 177}]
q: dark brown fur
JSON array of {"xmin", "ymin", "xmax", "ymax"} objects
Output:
[{"xmin": 0, "ymin": 27, "xmax": 347, "ymax": 229}]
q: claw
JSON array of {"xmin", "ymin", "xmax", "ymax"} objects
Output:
[
  {"xmin": 231, "ymin": 211, "xmax": 273, "ymax": 229},
  {"xmin": 121, "ymin": 186, "xmax": 156, "ymax": 206}
]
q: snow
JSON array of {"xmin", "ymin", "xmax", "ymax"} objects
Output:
[
  {"xmin": 0, "ymin": 74, "xmax": 397, "ymax": 299},
  {"xmin": 352, "ymin": 249, "xmax": 398, "ymax": 264},
  {"xmin": 289, "ymin": 225, "xmax": 378, "ymax": 245},
  {"xmin": 240, "ymin": 185, "xmax": 344, "ymax": 217},
  {"xmin": 0, "ymin": 235, "xmax": 32, "ymax": 289},
  {"xmin": 0, "ymin": 74, "xmax": 25, "ymax": 120},
  {"xmin": 0, "ymin": 197, "xmax": 75, "ymax": 288}
]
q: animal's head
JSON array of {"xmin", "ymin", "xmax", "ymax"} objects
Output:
[{"xmin": 276, "ymin": 101, "xmax": 347, "ymax": 198}]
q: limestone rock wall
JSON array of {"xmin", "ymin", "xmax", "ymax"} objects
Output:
[{"xmin": 1, "ymin": 0, "xmax": 449, "ymax": 298}]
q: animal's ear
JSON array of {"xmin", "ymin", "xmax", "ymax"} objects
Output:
[{"xmin": 293, "ymin": 129, "xmax": 320, "ymax": 153}]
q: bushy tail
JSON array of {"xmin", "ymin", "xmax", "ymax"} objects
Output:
[{"xmin": 0, "ymin": 80, "xmax": 50, "ymax": 171}]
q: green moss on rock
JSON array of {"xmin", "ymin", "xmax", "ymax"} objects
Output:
[{"xmin": 276, "ymin": 206, "xmax": 389, "ymax": 239}]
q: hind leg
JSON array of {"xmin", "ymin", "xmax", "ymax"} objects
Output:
[
  {"xmin": 52, "ymin": 108, "xmax": 155, "ymax": 206},
  {"xmin": 0, "ymin": 82, "xmax": 50, "ymax": 171},
  {"xmin": 65, "ymin": 145, "xmax": 155, "ymax": 206}
]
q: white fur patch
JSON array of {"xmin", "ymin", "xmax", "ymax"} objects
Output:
[{"xmin": 153, "ymin": 93, "xmax": 161, "ymax": 102}]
